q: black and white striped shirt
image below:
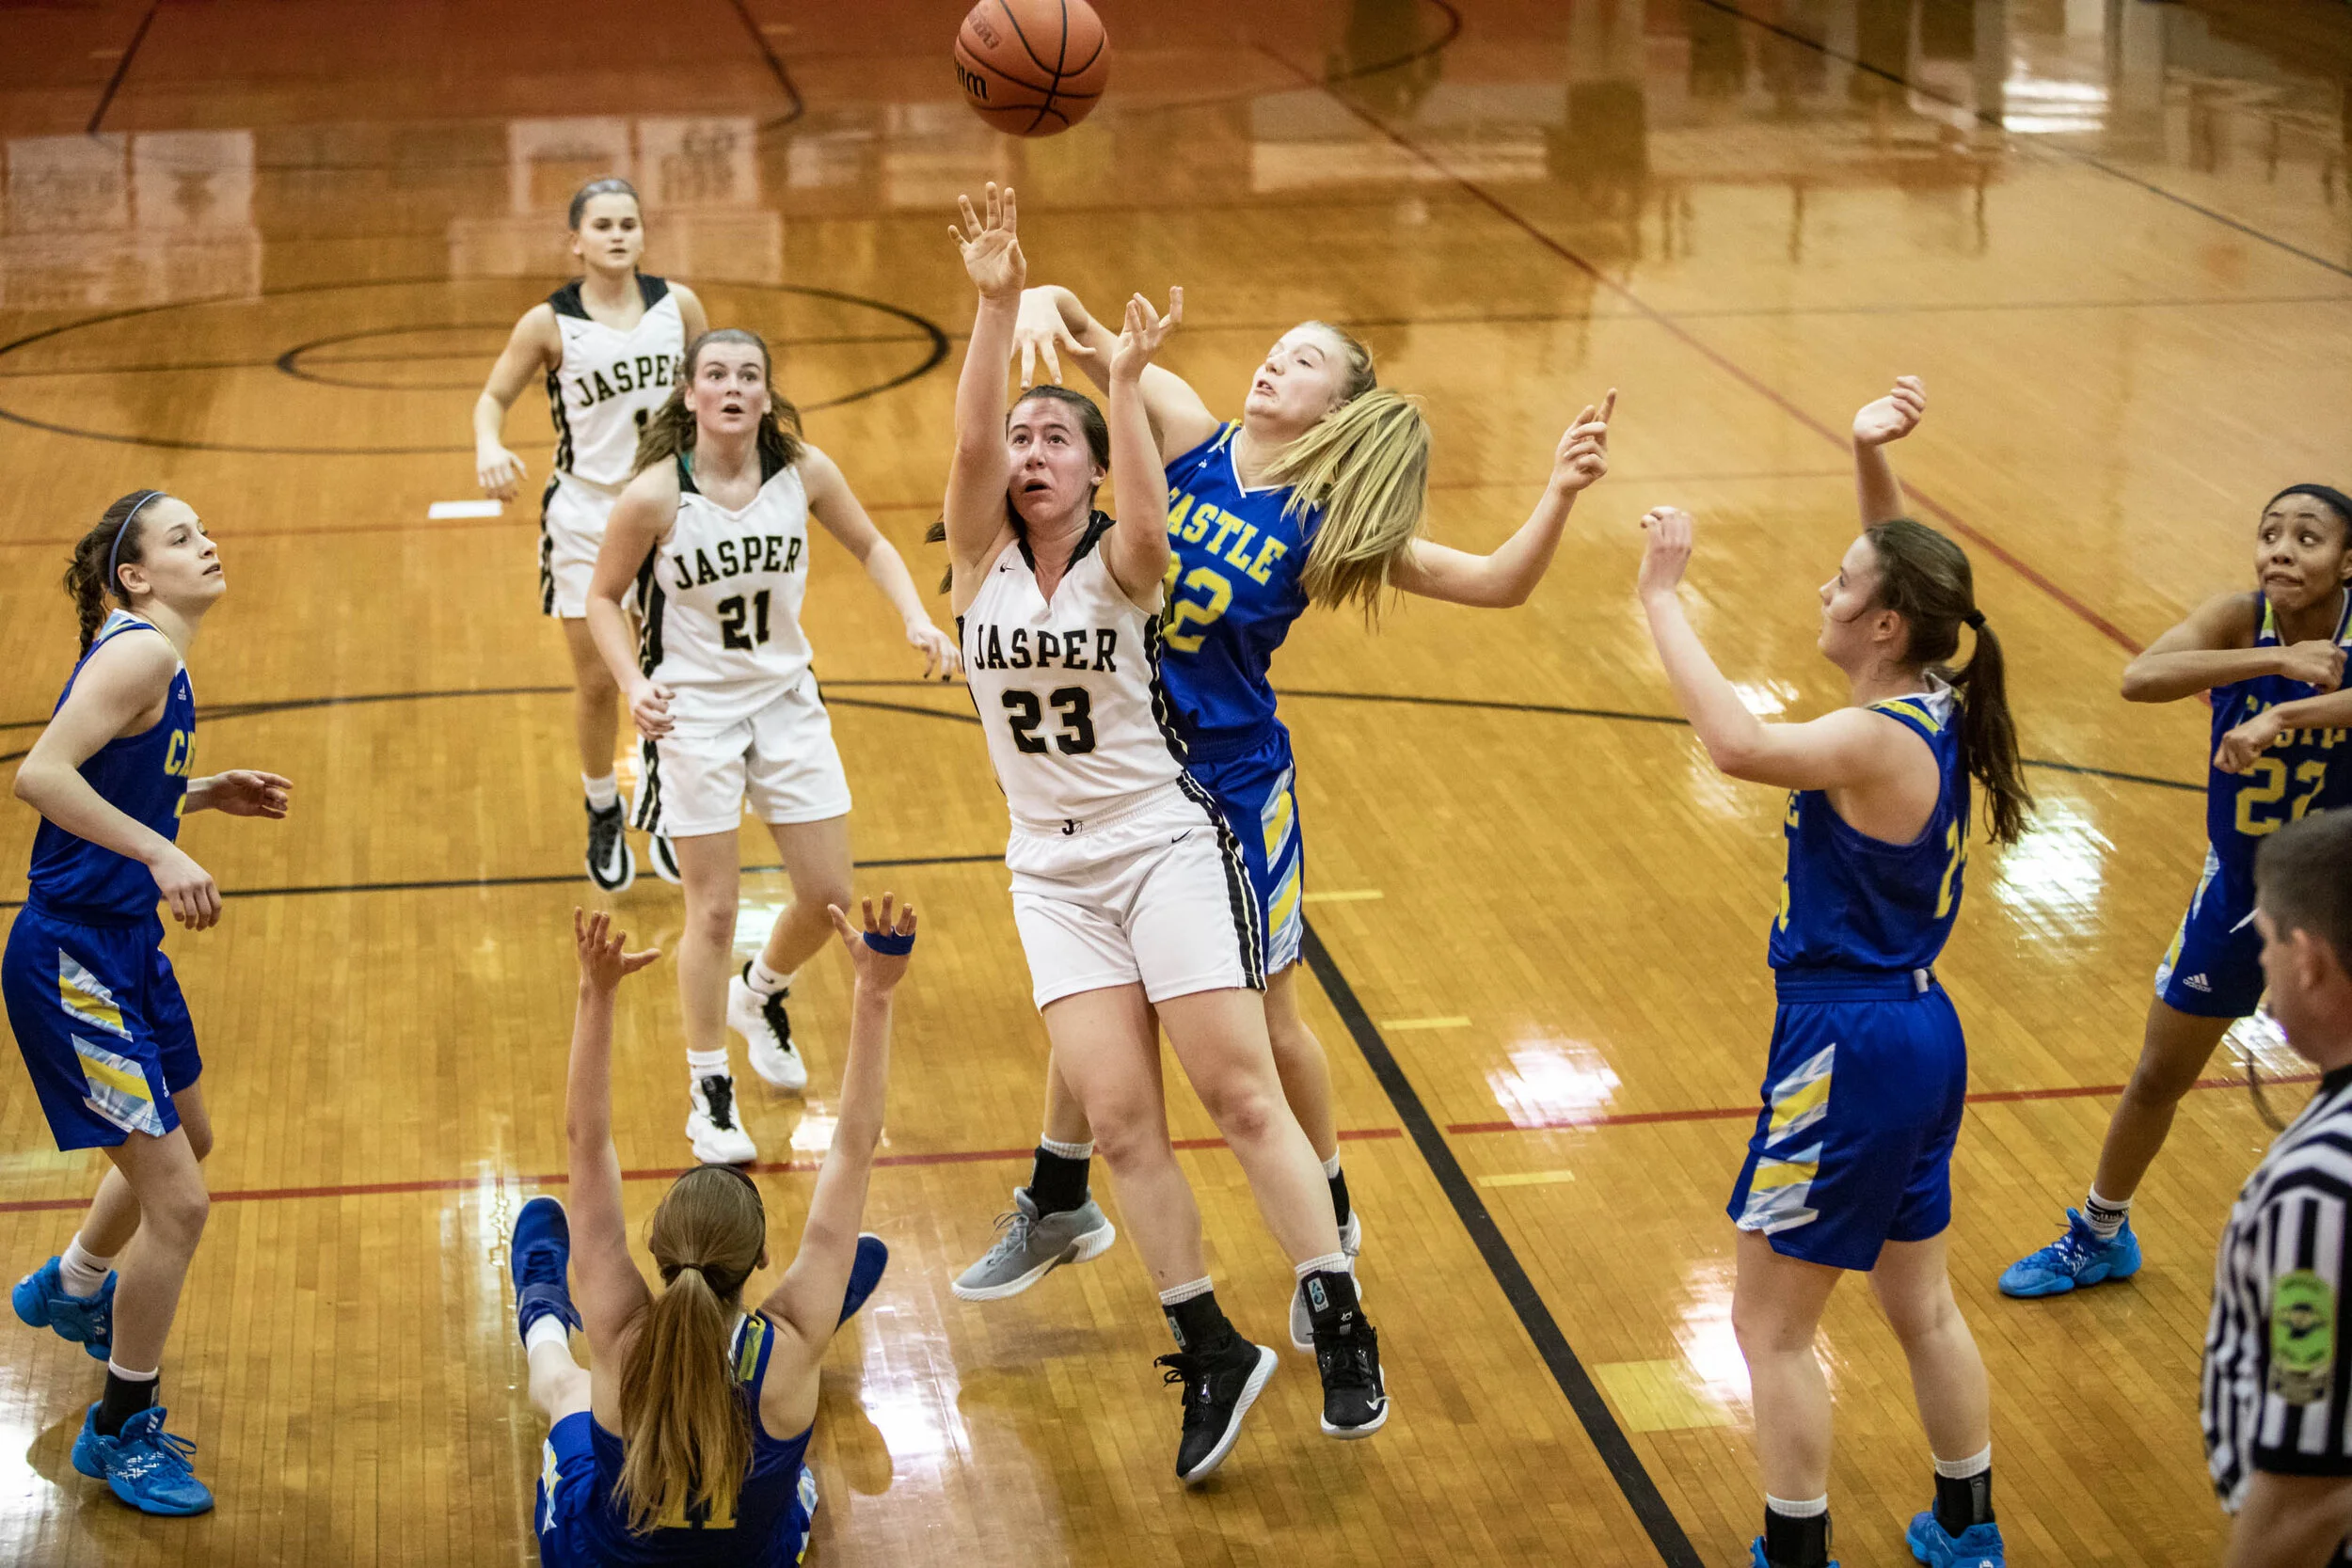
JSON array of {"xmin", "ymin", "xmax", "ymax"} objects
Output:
[{"xmin": 2205, "ymin": 1063, "xmax": 2352, "ymax": 1513}]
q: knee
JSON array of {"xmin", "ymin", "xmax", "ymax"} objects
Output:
[
  {"xmin": 1731, "ymin": 1293, "xmax": 1812, "ymax": 1360},
  {"xmin": 1877, "ymin": 1288, "xmax": 1955, "ymax": 1348},
  {"xmin": 1081, "ymin": 1094, "xmax": 1165, "ymax": 1171},
  {"xmin": 144, "ymin": 1183, "xmax": 210, "ymax": 1248},
  {"xmin": 685, "ymin": 898, "xmax": 737, "ymax": 946},
  {"xmin": 799, "ymin": 872, "xmax": 854, "ymax": 921},
  {"xmin": 2123, "ymin": 1050, "xmax": 2202, "ymax": 1106},
  {"xmin": 1199, "ymin": 1083, "xmax": 1281, "ymax": 1147}
]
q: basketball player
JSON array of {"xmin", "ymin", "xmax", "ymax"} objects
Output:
[
  {"xmin": 945, "ymin": 186, "xmax": 1385, "ymax": 1483},
  {"xmin": 584, "ymin": 328, "xmax": 958, "ymax": 1164},
  {"xmin": 1637, "ymin": 380, "xmax": 2031, "ymax": 1568},
  {"xmin": 2000, "ymin": 484, "xmax": 2352, "ymax": 1299},
  {"xmin": 473, "ymin": 176, "xmax": 708, "ymax": 893},
  {"xmin": 953, "ymin": 201, "xmax": 1613, "ymax": 1354},
  {"xmin": 510, "ymin": 901, "xmax": 903, "ymax": 1564},
  {"xmin": 6, "ymin": 490, "xmax": 292, "ymax": 1515}
]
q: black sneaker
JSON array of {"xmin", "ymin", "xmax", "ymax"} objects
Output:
[
  {"xmin": 585, "ymin": 800, "xmax": 635, "ymax": 892},
  {"xmin": 1157, "ymin": 1337, "xmax": 1277, "ymax": 1485},
  {"xmin": 1313, "ymin": 1316, "xmax": 1388, "ymax": 1438}
]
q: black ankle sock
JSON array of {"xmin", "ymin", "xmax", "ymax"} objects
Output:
[
  {"xmin": 1302, "ymin": 1267, "xmax": 1360, "ymax": 1333},
  {"xmin": 1164, "ymin": 1290, "xmax": 1237, "ymax": 1354},
  {"xmin": 1327, "ymin": 1167, "xmax": 1352, "ymax": 1228},
  {"xmin": 1026, "ymin": 1148, "xmax": 1090, "ymax": 1216},
  {"xmin": 96, "ymin": 1369, "xmax": 157, "ymax": 1437},
  {"xmin": 1762, "ymin": 1505, "xmax": 1830, "ymax": 1568},
  {"xmin": 1933, "ymin": 1466, "xmax": 1993, "ymax": 1536}
]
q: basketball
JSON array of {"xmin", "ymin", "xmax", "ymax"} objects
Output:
[{"xmin": 954, "ymin": 0, "xmax": 1109, "ymax": 138}]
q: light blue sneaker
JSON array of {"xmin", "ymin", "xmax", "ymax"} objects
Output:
[
  {"xmin": 1749, "ymin": 1539, "xmax": 1838, "ymax": 1567},
  {"xmin": 12, "ymin": 1257, "xmax": 114, "ymax": 1359},
  {"xmin": 72, "ymin": 1403, "xmax": 214, "ymax": 1515},
  {"xmin": 1908, "ymin": 1511, "xmax": 2004, "ymax": 1566},
  {"xmin": 1997, "ymin": 1209, "xmax": 2140, "ymax": 1298}
]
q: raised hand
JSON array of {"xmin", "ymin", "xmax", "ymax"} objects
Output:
[
  {"xmin": 951, "ymin": 184, "xmax": 1025, "ymax": 302},
  {"xmin": 1852, "ymin": 375, "xmax": 1926, "ymax": 449},
  {"xmin": 1014, "ymin": 291, "xmax": 1095, "ymax": 388},
  {"xmin": 197, "ymin": 769, "xmax": 292, "ymax": 819},
  {"xmin": 1553, "ymin": 388, "xmax": 1616, "ymax": 494},
  {"xmin": 1637, "ymin": 505, "xmax": 1695, "ymax": 602},
  {"xmin": 2279, "ymin": 639, "xmax": 2347, "ymax": 692},
  {"xmin": 573, "ymin": 908, "xmax": 660, "ymax": 993},
  {"xmin": 827, "ymin": 894, "xmax": 918, "ymax": 992},
  {"xmin": 1108, "ymin": 289, "xmax": 1182, "ymax": 383}
]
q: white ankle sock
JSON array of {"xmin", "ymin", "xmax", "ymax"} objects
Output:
[
  {"xmin": 1933, "ymin": 1444, "xmax": 1992, "ymax": 1480},
  {"xmin": 1294, "ymin": 1251, "xmax": 1349, "ymax": 1279},
  {"xmin": 1039, "ymin": 1135, "xmax": 1093, "ymax": 1160},
  {"xmin": 59, "ymin": 1236, "xmax": 113, "ymax": 1297},
  {"xmin": 582, "ymin": 772, "xmax": 620, "ymax": 811},
  {"xmin": 744, "ymin": 958, "xmax": 790, "ymax": 996},
  {"xmin": 524, "ymin": 1316, "xmax": 572, "ymax": 1356},
  {"xmin": 105, "ymin": 1360, "xmax": 158, "ymax": 1385},
  {"xmin": 687, "ymin": 1048, "xmax": 730, "ymax": 1081},
  {"xmin": 1765, "ymin": 1493, "xmax": 1828, "ymax": 1517},
  {"xmin": 2083, "ymin": 1189, "xmax": 2131, "ymax": 1240},
  {"xmin": 1157, "ymin": 1276, "xmax": 1215, "ymax": 1307},
  {"xmin": 1320, "ymin": 1152, "xmax": 1343, "ymax": 1180}
]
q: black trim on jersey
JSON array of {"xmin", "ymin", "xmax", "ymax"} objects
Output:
[
  {"xmin": 675, "ymin": 452, "xmax": 699, "ymax": 496},
  {"xmin": 550, "ymin": 276, "xmax": 670, "ymax": 318},
  {"xmin": 634, "ymin": 547, "xmax": 667, "ymax": 678},
  {"xmin": 676, "ymin": 447, "xmax": 787, "ymax": 495},
  {"xmin": 639, "ymin": 275, "xmax": 670, "ymax": 309},
  {"xmin": 546, "ymin": 368, "xmax": 575, "ymax": 473},
  {"xmin": 1015, "ymin": 510, "xmax": 1117, "ymax": 578},
  {"xmin": 630, "ymin": 732, "xmax": 664, "ymax": 834},
  {"xmin": 536, "ymin": 473, "xmax": 562, "ymax": 616}
]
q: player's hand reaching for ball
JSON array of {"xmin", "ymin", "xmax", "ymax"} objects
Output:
[
  {"xmin": 1852, "ymin": 376, "xmax": 1926, "ymax": 449},
  {"xmin": 1637, "ymin": 506, "xmax": 1695, "ymax": 603},
  {"xmin": 149, "ymin": 846, "xmax": 221, "ymax": 931},
  {"xmin": 2278, "ymin": 639, "xmax": 2347, "ymax": 692},
  {"xmin": 1108, "ymin": 290, "xmax": 1181, "ymax": 383},
  {"xmin": 952, "ymin": 184, "xmax": 1025, "ymax": 302},
  {"xmin": 574, "ymin": 909, "xmax": 660, "ymax": 994},
  {"xmin": 828, "ymin": 894, "xmax": 918, "ymax": 992},
  {"xmin": 628, "ymin": 678, "xmax": 675, "ymax": 738},
  {"xmin": 1552, "ymin": 389, "xmax": 1616, "ymax": 495},
  {"xmin": 1014, "ymin": 290, "xmax": 1094, "ymax": 388}
]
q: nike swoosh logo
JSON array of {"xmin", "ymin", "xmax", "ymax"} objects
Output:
[{"xmin": 1170, "ymin": 831, "xmax": 1193, "ymax": 845}]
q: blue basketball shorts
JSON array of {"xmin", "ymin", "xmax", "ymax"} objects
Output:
[
  {"xmin": 2, "ymin": 904, "xmax": 199, "ymax": 1151},
  {"xmin": 532, "ymin": 1412, "xmax": 814, "ymax": 1566},
  {"xmin": 1727, "ymin": 971, "xmax": 1968, "ymax": 1272},
  {"xmin": 1184, "ymin": 725, "xmax": 1305, "ymax": 974},
  {"xmin": 2153, "ymin": 846, "xmax": 2265, "ymax": 1020}
]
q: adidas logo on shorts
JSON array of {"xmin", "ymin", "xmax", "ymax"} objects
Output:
[{"xmin": 2184, "ymin": 974, "xmax": 2213, "ymax": 992}]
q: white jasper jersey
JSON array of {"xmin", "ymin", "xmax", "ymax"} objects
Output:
[
  {"xmin": 548, "ymin": 275, "xmax": 686, "ymax": 488},
  {"xmin": 636, "ymin": 452, "xmax": 814, "ymax": 727},
  {"xmin": 961, "ymin": 519, "xmax": 1186, "ymax": 830}
]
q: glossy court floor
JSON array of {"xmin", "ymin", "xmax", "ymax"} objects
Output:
[{"xmin": 1, "ymin": 0, "xmax": 2348, "ymax": 1563}]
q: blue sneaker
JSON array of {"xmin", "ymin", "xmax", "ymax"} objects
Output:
[
  {"xmin": 1908, "ymin": 1511, "xmax": 2004, "ymax": 1566},
  {"xmin": 511, "ymin": 1196, "xmax": 581, "ymax": 1345},
  {"xmin": 1997, "ymin": 1209, "xmax": 2140, "ymax": 1298},
  {"xmin": 1749, "ymin": 1539, "xmax": 1838, "ymax": 1567},
  {"xmin": 13, "ymin": 1257, "xmax": 114, "ymax": 1360},
  {"xmin": 839, "ymin": 1233, "xmax": 887, "ymax": 1325},
  {"xmin": 71, "ymin": 1403, "xmax": 213, "ymax": 1515}
]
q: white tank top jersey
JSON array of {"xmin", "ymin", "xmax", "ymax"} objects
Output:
[
  {"xmin": 548, "ymin": 275, "xmax": 686, "ymax": 489},
  {"xmin": 635, "ymin": 451, "xmax": 815, "ymax": 726},
  {"xmin": 961, "ymin": 519, "xmax": 1187, "ymax": 831}
]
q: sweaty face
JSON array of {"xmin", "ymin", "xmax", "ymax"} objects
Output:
[
  {"xmin": 684, "ymin": 345, "xmax": 768, "ymax": 440},
  {"xmin": 2253, "ymin": 496, "xmax": 2352, "ymax": 614},
  {"xmin": 1004, "ymin": 400, "xmax": 1103, "ymax": 528},
  {"xmin": 1242, "ymin": 325, "xmax": 1353, "ymax": 431},
  {"xmin": 119, "ymin": 498, "xmax": 223, "ymax": 608},
  {"xmin": 571, "ymin": 194, "xmax": 644, "ymax": 273},
  {"xmin": 1817, "ymin": 535, "xmax": 1891, "ymax": 665}
]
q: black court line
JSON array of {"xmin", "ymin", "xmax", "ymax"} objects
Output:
[
  {"xmin": 86, "ymin": 0, "xmax": 162, "ymax": 135},
  {"xmin": 723, "ymin": 0, "xmax": 805, "ymax": 132},
  {"xmin": 1687, "ymin": 0, "xmax": 2352, "ymax": 283},
  {"xmin": 0, "ymin": 851, "xmax": 1001, "ymax": 911},
  {"xmin": 1301, "ymin": 921, "xmax": 1704, "ymax": 1568}
]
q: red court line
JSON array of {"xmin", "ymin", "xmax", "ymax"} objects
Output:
[{"xmin": 1260, "ymin": 47, "xmax": 2146, "ymax": 658}]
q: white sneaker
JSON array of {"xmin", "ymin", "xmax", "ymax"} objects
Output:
[
  {"xmin": 648, "ymin": 833, "xmax": 682, "ymax": 885},
  {"xmin": 729, "ymin": 968, "xmax": 807, "ymax": 1092},
  {"xmin": 686, "ymin": 1072, "xmax": 757, "ymax": 1164},
  {"xmin": 1291, "ymin": 1211, "xmax": 1366, "ymax": 1351}
]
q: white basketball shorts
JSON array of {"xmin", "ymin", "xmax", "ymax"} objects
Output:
[
  {"xmin": 631, "ymin": 678, "xmax": 852, "ymax": 839},
  {"xmin": 538, "ymin": 472, "xmax": 620, "ymax": 620},
  {"xmin": 1006, "ymin": 780, "xmax": 1266, "ymax": 1011}
]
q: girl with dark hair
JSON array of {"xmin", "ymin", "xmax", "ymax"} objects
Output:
[
  {"xmin": 472, "ymin": 175, "xmax": 709, "ymax": 893},
  {"xmin": 1637, "ymin": 380, "xmax": 2025, "ymax": 1568},
  {"xmin": 510, "ymin": 899, "xmax": 905, "ymax": 1565},
  {"xmin": 952, "ymin": 191, "xmax": 1612, "ymax": 1354},
  {"xmin": 6, "ymin": 490, "xmax": 292, "ymax": 1516},
  {"xmin": 942, "ymin": 186, "xmax": 1387, "ymax": 1484},
  {"xmin": 2001, "ymin": 482, "xmax": 2352, "ymax": 1300},
  {"xmin": 584, "ymin": 328, "xmax": 957, "ymax": 1166}
]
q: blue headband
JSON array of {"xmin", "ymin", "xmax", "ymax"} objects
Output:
[{"xmin": 106, "ymin": 490, "xmax": 165, "ymax": 597}]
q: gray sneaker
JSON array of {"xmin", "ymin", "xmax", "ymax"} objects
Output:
[
  {"xmin": 1289, "ymin": 1210, "xmax": 1365, "ymax": 1351},
  {"xmin": 952, "ymin": 1189, "xmax": 1117, "ymax": 1302}
]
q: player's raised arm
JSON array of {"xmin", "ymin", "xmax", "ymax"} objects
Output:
[
  {"xmin": 1014, "ymin": 283, "xmax": 1219, "ymax": 463},
  {"xmin": 1851, "ymin": 375, "xmax": 1925, "ymax": 529},
  {"xmin": 801, "ymin": 446, "xmax": 961, "ymax": 679},
  {"xmin": 944, "ymin": 185, "xmax": 1027, "ymax": 594},
  {"xmin": 563, "ymin": 910, "xmax": 661, "ymax": 1346},
  {"xmin": 1104, "ymin": 290, "xmax": 1181, "ymax": 608},
  {"xmin": 1391, "ymin": 389, "xmax": 1614, "ymax": 609}
]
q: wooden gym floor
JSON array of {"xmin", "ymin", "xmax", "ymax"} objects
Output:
[{"xmin": 2, "ymin": 0, "xmax": 2349, "ymax": 1562}]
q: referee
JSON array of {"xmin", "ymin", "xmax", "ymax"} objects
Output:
[{"xmin": 2205, "ymin": 806, "xmax": 2352, "ymax": 1568}]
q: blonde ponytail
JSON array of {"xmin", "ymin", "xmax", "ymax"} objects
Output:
[{"xmin": 1263, "ymin": 388, "xmax": 1431, "ymax": 621}]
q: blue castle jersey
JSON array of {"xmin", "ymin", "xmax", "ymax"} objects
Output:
[
  {"xmin": 26, "ymin": 612, "xmax": 195, "ymax": 927},
  {"xmin": 1157, "ymin": 423, "xmax": 1314, "ymax": 764},
  {"xmin": 1769, "ymin": 686, "xmax": 1970, "ymax": 974},
  {"xmin": 2204, "ymin": 591, "xmax": 2352, "ymax": 887}
]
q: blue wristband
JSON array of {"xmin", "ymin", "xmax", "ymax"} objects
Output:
[{"xmin": 862, "ymin": 928, "xmax": 915, "ymax": 957}]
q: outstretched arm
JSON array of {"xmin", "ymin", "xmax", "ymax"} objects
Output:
[
  {"xmin": 1637, "ymin": 505, "xmax": 1899, "ymax": 792},
  {"xmin": 801, "ymin": 446, "xmax": 961, "ymax": 679},
  {"xmin": 944, "ymin": 186, "xmax": 1026, "ymax": 591},
  {"xmin": 760, "ymin": 896, "xmax": 916, "ymax": 1343},
  {"xmin": 475, "ymin": 306, "xmax": 559, "ymax": 503},
  {"xmin": 1015, "ymin": 284, "xmax": 1219, "ymax": 463},
  {"xmin": 1392, "ymin": 390, "xmax": 1614, "ymax": 609},
  {"xmin": 1104, "ymin": 291, "xmax": 1182, "ymax": 607},
  {"xmin": 564, "ymin": 911, "xmax": 662, "ymax": 1349},
  {"xmin": 1851, "ymin": 375, "xmax": 1924, "ymax": 528}
]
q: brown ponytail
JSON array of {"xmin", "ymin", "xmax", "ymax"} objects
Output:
[
  {"xmin": 64, "ymin": 490, "xmax": 167, "ymax": 653},
  {"xmin": 632, "ymin": 329, "xmax": 805, "ymax": 479},
  {"xmin": 613, "ymin": 1165, "xmax": 767, "ymax": 1534},
  {"xmin": 1865, "ymin": 518, "xmax": 2034, "ymax": 846}
]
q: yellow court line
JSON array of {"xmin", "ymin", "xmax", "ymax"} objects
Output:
[
  {"xmin": 1477, "ymin": 1169, "xmax": 1578, "ymax": 1188},
  {"xmin": 1380, "ymin": 1016, "xmax": 1470, "ymax": 1031},
  {"xmin": 1303, "ymin": 889, "xmax": 1384, "ymax": 903}
]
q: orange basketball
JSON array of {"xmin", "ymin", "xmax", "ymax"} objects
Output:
[{"xmin": 954, "ymin": 0, "xmax": 1109, "ymax": 138}]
